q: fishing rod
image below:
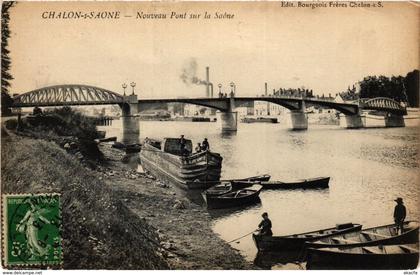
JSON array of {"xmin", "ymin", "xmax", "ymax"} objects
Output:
[{"xmin": 227, "ymin": 230, "xmax": 258, "ymax": 244}]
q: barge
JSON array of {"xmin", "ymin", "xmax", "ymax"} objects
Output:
[{"xmin": 140, "ymin": 137, "xmax": 223, "ymax": 189}]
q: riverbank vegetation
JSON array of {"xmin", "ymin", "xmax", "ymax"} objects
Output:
[
  {"xmin": 340, "ymin": 69, "xmax": 419, "ymax": 107},
  {"xmin": 5, "ymin": 107, "xmax": 104, "ymax": 167}
]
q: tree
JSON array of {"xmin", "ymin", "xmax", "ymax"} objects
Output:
[
  {"xmin": 404, "ymin": 70, "xmax": 419, "ymax": 107},
  {"xmin": 358, "ymin": 75, "xmax": 407, "ymax": 103},
  {"xmin": 1, "ymin": 1, "xmax": 16, "ymax": 116}
]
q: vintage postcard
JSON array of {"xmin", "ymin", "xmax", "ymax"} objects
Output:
[{"xmin": 1, "ymin": 0, "xmax": 419, "ymax": 271}]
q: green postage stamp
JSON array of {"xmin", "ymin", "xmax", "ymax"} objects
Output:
[{"xmin": 2, "ymin": 193, "xmax": 62, "ymax": 268}]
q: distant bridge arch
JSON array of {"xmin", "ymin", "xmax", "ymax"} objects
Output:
[
  {"xmin": 12, "ymin": 84, "xmax": 124, "ymax": 107},
  {"xmin": 361, "ymin": 97, "xmax": 406, "ymax": 115}
]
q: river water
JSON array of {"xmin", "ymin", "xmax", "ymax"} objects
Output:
[{"xmin": 99, "ymin": 119, "xmax": 419, "ymax": 266}]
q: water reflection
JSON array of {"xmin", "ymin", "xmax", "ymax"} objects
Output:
[
  {"xmin": 219, "ymin": 130, "xmax": 237, "ymax": 139},
  {"xmin": 207, "ymin": 199, "xmax": 262, "ymax": 219},
  {"xmin": 253, "ymin": 250, "xmax": 305, "ymax": 269}
]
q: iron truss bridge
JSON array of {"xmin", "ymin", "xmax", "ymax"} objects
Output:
[{"xmin": 12, "ymin": 84, "xmax": 407, "ymax": 115}]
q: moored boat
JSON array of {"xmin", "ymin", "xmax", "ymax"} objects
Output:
[
  {"xmin": 229, "ymin": 174, "xmax": 271, "ymax": 182},
  {"xmin": 125, "ymin": 143, "xmax": 141, "ymax": 153},
  {"xmin": 199, "ymin": 174, "xmax": 270, "ymax": 189},
  {"xmin": 96, "ymin": 136, "xmax": 118, "ymax": 143},
  {"xmin": 259, "ymin": 177, "xmax": 330, "ymax": 189},
  {"xmin": 241, "ymin": 117, "xmax": 278, "ymax": 123},
  {"xmin": 231, "ymin": 177, "xmax": 330, "ymax": 190},
  {"xmin": 307, "ymin": 221, "xmax": 419, "ymax": 249},
  {"xmin": 203, "ymin": 182, "xmax": 233, "ymax": 197},
  {"xmin": 140, "ymin": 137, "xmax": 223, "ymax": 189},
  {"xmin": 253, "ymin": 223, "xmax": 362, "ymax": 252},
  {"xmin": 203, "ymin": 180, "xmax": 262, "ymax": 197},
  {"xmin": 306, "ymin": 243, "xmax": 419, "ymax": 270},
  {"xmin": 203, "ymin": 184, "xmax": 263, "ymax": 209}
]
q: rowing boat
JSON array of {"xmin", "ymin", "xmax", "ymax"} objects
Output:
[
  {"xmin": 203, "ymin": 184, "xmax": 263, "ymax": 209},
  {"xmin": 259, "ymin": 177, "xmax": 330, "ymax": 189},
  {"xmin": 307, "ymin": 221, "xmax": 419, "ymax": 249},
  {"xmin": 203, "ymin": 180, "xmax": 264, "ymax": 197},
  {"xmin": 230, "ymin": 177, "xmax": 330, "ymax": 190},
  {"xmin": 252, "ymin": 223, "xmax": 362, "ymax": 252},
  {"xmin": 306, "ymin": 243, "xmax": 419, "ymax": 269},
  {"xmin": 232, "ymin": 174, "xmax": 271, "ymax": 182}
]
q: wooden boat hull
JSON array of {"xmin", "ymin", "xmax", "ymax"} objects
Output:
[
  {"xmin": 307, "ymin": 221, "xmax": 419, "ymax": 249},
  {"xmin": 233, "ymin": 177, "xmax": 330, "ymax": 190},
  {"xmin": 228, "ymin": 174, "xmax": 271, "ymax": 182},
  {"xmin": 203, "ymin": 186, "xmax": 262, "ymax": 209},
  {"xmin": 203, "ymin": 183, "xmax": 233, "ymax": 198},
  {"xmin": 140, "ymin": 143, "xmax": 222, "ymax": 189},
  {"xmin": 260, "ymin": 177, "xmax": 330, "ymax": 189},
  {"xmin": 307, "ymin": 243, "xmax": 419, "ymax": 270},
  {"xmin": 253, "ymin": 223, "xmax": 362, "ymax": 252},
  {"xmin": 97, "ymin": 136, "xmax": 117, "ymax": 143}
]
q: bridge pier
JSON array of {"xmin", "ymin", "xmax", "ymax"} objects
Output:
[
  {"xmin": 119, "ymin": 95, "xmax": 140, "ymax": 144},
  {"xmin": 217, "ymin": 95, "xmax": 237, "ymax": 131},
  {"xmin": 289, "ymin": 101, "xmax": 308, "ymax": 130},
  {"xmin": 121, "ymin": 116, "xmax": 140, "ymax": 144},
  {"xmin": 384, "ymin": 113, "xmax": 405, "ymax": 127},
  {"xmin": 340, "ymin": 113, "xmax": 365, "ymax": 129}
]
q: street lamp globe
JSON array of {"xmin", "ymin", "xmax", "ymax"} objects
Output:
[
  {"xmin": 130, "ymin": 82, "xmax": 136, "ymax": 95},
  {"xmin": 122, "ymin": 83, "xmax": 127, "ymax": 96}
]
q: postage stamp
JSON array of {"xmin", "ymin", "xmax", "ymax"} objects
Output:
[{"xmin": 2, "ymin": 193, "xmax": 62, "ymax": 268}]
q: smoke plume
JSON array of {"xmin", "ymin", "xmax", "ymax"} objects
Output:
[{"xmin": 180, "ymin": 58, "xmax": 208, "ymax": 86}]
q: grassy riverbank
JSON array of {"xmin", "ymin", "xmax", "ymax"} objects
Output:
[
  {"xmin": 1, "ymin": 130, "xmax": 251, "ymax": 269},
  {"xmin": 1, "ymin": 135, "xmax": 168, "ymax": 269}
]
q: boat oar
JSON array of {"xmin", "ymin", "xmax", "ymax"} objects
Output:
[{"xmin": 227, "ymin": 230, "xmax": 259, "ymax": 244}]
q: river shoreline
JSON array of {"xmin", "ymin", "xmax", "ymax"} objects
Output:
[
  {"xmin": 1, "ymin": 128, "xmax": 252, "ymax": 269},
  {"xmin": 98, "ymin": 142, "xmax": 253, "ymax": 269}
]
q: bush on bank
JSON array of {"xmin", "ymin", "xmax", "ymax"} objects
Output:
[{"xmin": 9, "ymin": 107, "xmax": 105, "ymax": 164}]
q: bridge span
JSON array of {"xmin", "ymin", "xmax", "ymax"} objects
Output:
[{"xmin": 12, "ymin": 84, "xmax": 407, "ymax": 131}]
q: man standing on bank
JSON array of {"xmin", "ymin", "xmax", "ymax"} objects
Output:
[
  {"xmin": 393, "ymin": 197, "xmax": 406, "ymax": 234},
  {"xmin": 257, "ymin": 212, "xmax": 273, "ymax": 236}
]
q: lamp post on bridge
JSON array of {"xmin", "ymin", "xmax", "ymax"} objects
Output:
[
  {"xmin": 130, "ymin": 82, "xmax": 136, "ymax": 95},
  {"xmin": 122, "ymin": 83, "xmax": 127, "ymax": 96},
  {"xmin": 230, "ymin": 82, "xmax": 236, "ymax": 97},
  {"xmin": 218, "ymin": 83, "xmax": 222, "ymax": 98}
]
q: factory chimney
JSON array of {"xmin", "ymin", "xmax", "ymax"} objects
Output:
[
  {"xmin": 265, "ymin": 82, "xmax": 270, "ymax": 115},
  {"xmin": 206, "ymin": 67, "xmax": 210, "ymax": 98}
]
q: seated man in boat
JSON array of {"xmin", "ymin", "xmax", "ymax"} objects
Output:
[
  {"xmin": 201, "ymin": 138, "xmax": 210, "ymax": 151},
  {"xmin": 195, "ymin": 142, "xmax": 202, "ymax": 153},
  {"xmin": 257, "ymin": 212, "xmax": 273, "ymax": 236},
  {"xmin": 393, "ymin": 197, "xmax": 406, "ymax": 234}
]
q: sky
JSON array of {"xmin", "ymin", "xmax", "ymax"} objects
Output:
[{"xmin": 7, "ymin": 1, "xmax": 420, "ymax": 99}]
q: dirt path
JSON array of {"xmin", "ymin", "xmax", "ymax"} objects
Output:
[{"xmin": 98, "ymin": 143, "xmax": 253, "ymax": 269}]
